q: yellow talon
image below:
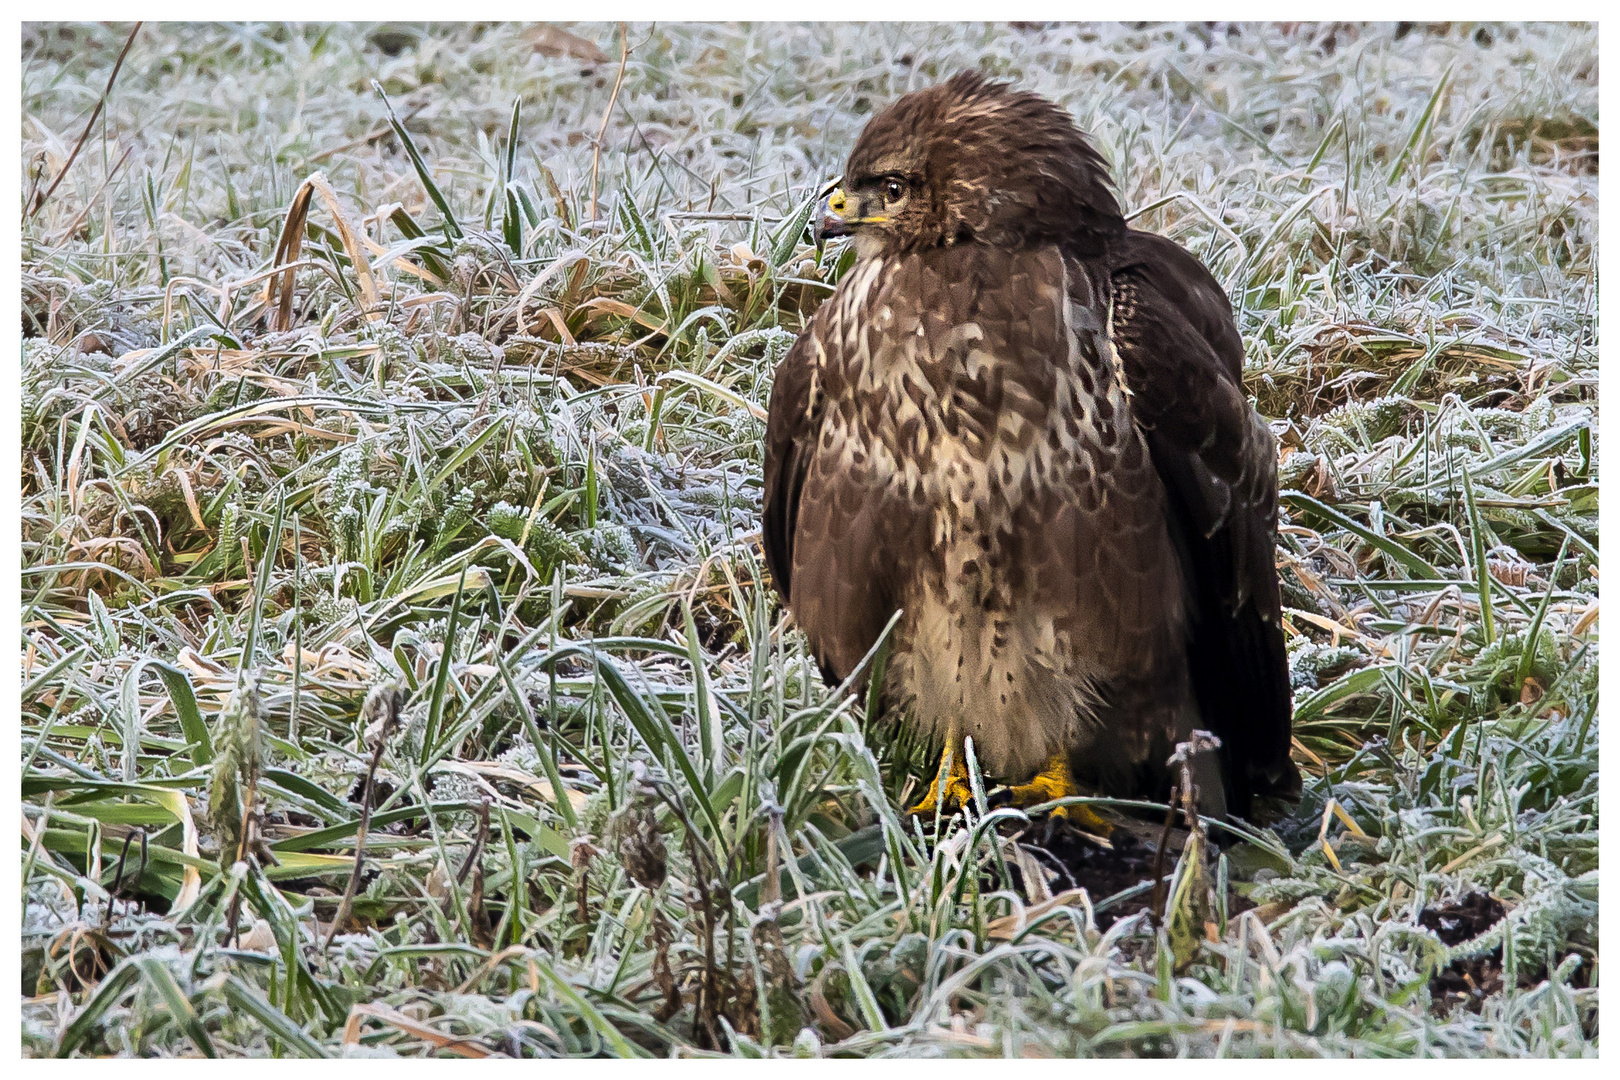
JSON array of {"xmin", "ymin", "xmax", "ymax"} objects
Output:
[
  {"xmin": 908, "ymin": 747, "xmax": 973, "ymax": 816},
  {"xmin": 1004, "ymin": 754, "xmax": 1113, "ymax": 835}
]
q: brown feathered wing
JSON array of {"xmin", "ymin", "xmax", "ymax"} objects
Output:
[
  {"xmin": 761, "ymin": 281, "xmax": 913, "ymax": 687},
  {"xmin": 1105, "ymin": 230, "xmax": 1301, "ymax": 817}
]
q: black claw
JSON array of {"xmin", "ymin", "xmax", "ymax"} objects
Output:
[{"xmin": 1041, "ymin": 815, "xmax": 1065, "ymax": 847}]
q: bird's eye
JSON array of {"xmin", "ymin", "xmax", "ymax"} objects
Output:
[{"xmin": 884, "ymin": 179, "xmax": 905, "ymax": 202}]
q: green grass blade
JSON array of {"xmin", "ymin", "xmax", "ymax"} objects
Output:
[
  {"xmin": 618, "ymin": 188, "xmax": 656, "ymax": 260},
  {"xmin": 503, "ymin": 184, "xmax": 523, "ymax": 256},
  {"xmin": 683, "ymin": 600, "xmax": 722, "ymax": 788},
  {"xmin": 770, "ymin": 188, "xmax": 819, "ymax": 268},
  {"xmin": 55, "ymin": 958, "xmax": 141, "ymax": 1056},
  {"xmin": 421, "ymin": 566, "xmax": 468, "ymax": 764},
  {"xmin": 1283, "ymin": 492, "xmax": 1443, "ymax": 577},
  {"xmin": 240, "ymin": 490, "xmax": 285, "ymax": 674},
  {"xmin": 387, "ymin": 204, "xmax": 451, "ymax": 278},
  {"xmin": 221, "ymin": 976, "xmax": 329, "ymax": 1058},
  {"xmin": 152, "ymin": 660, "xmax": 212, "ymax": 767},
  {"xmin": 427, "ymin": 417, "xmax": 507, "ymax": 493},
  {"xmin": 1387, "ymin": 63, "xmax": 1453, "ymax": 185},
  {"xmin": 562, "ymin": 644, "xmax": 724, "ymax": 839},
  {"xmin": 529, "ymin": 957, "xmax": 645, "ymax": 1058},
  {"xmin": 496, "ymin": 650, "xmax": 577, "ymax": 831},
  {"xmin": 1518, "ymin": 537, "xmax": 1570, "ymax": 691},
  {"xmin": 1460, "ymin": 467, "xmax": 1496, "ymax": 644},
  {"xmin": 134, "ymin": 958, "xmax": 216, "ymax": 1057},
  {"xmin": 373, "ymin": 80, "xmax": 462, "ymax": 239},
  {"xmin": 503, "ymin": 95, "xmax": 521, "ymax": 180}
]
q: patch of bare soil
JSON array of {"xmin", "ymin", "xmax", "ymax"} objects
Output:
[
  {"xmin": 1011, "ymin": 809, "xmax": 1243, "ymax": 931},
  {"xmin": 1414, "ymin": 892, "xmax": 1595, "ymax": 1016},
  {"xmin": 1021, "ymin": 827, "xmax": 1163, "ymax": 928},
  {"xmin": 1422, "ymin": 892, "xmax": 1510, "ymax": 1013}
]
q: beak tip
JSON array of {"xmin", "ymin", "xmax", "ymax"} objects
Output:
[{"xmin": 814, "ymin": 215, "xmax": 852, "ymax": 243}]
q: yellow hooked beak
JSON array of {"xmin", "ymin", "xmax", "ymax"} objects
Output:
[{"xmin": 815, "ymin": 186, "xmax": 886, "ymax": 242}]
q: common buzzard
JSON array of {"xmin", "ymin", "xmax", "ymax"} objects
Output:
[{"xmin": 763, "ymin": 72, "xmax": 1299, "ymax": 825}]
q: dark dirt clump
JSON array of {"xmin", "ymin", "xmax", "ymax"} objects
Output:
[
  {"xmin": 1019, "ymin": 824, "xmax": 1169, "ymax": 929},
  {"xmin": 1420, "ymin": 892, "xmax": 1594, "ymax": 1019},
  {"xmin": 1421, "ymin": 893, "xmax": 1520, "ymax": 1013}
]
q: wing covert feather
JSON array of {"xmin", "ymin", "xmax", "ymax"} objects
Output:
[
  {"xmin": 762, "ymin": 333, "xmax": 816, "ymax": 604},
  {"xmin": 1108, "ymin": 230, "xmax": 1299, "ymax": 813},
  {"xmin": 762, "ymin": 287, "xmax": 911, "ymax": 685}
]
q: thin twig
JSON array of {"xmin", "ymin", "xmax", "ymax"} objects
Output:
[
  {"xmin": 27, "ymin": 22, "xmax": 141, "ymax": 221},
  {"xmin": 108, "ymin": 828, "xmax": 147, "ymax": 901},
  {"xmin": 325, "ymin": 687, "xmax": 403, "ymax": 950},
  {"xmin": 1149, "ymin": 790, "xmax": 1178, "ymax": 927},
  {"xmin": 667, "ymin": 211, "xmax": 784, "ymax": 222},
  {"xmin": 456, "ymin": 798, "xmax": 491, "ymax": 885},
  {"xmin": 325, "ymin": 744, "xmax": 386, "ymax": 948},
  {"xmin": 48, "ymin": 143, "xmax": 133, "ymax": 244},
  {"xmin": 452, "ymin": 798, "xmax": 494, "ymax": 946},
  {"xmin": 586, "ymin": 23, "xmax": 630, "ymax": 228}
]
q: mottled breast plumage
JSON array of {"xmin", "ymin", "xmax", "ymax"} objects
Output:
[{"xmin": 769, "ymin": 244, "xmax": 1187, "ymax": 781}]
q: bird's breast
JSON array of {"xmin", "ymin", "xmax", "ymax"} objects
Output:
[{"xmin": 812, "ymin": 250, "xmax": 1131, "ymax": 547}]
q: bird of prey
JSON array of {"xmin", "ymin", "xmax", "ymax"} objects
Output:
[{"xmin": 762, "ymin": 72, "xmax": 1299, "ymax": 826}]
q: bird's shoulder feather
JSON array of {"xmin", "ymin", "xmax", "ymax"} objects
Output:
[{"xmin": 1101, "ymin": 227, "xmax": 1299, "ymax": 812}]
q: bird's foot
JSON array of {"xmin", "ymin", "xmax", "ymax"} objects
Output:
[
  {"xmin": 907, "ymin": 751, "xmax": 974, "ymax": 817},
  {"xmin": 998, "ymin": 754, "xmax": 1113, "ymax": 835}
]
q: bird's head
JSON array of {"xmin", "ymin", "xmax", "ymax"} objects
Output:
[{"xmin": 816, "ymin": 70, "xmax": 1124, "ymax": 259}]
